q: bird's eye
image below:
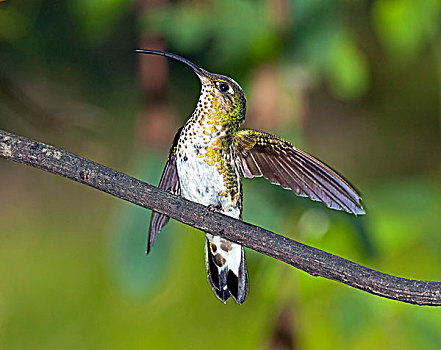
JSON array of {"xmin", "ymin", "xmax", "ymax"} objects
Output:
[{"xmin": 217, "ymin": 82, "xmax": 230, "ymax": 93}]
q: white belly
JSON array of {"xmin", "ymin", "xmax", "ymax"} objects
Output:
[{"xmin": 176, "ymin": 139, "xmax": 241, "ymax": 219}]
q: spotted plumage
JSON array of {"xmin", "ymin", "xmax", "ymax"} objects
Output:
[{"xmin": 139, "ymin": 49, "xmax": 365, "ymax": 304}]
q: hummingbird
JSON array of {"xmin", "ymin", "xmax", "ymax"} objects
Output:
[{"xmin": 137, "ymin": 49, "xmax": 365, "ymax": 304}]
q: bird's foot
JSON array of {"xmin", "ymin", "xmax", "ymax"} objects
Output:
[{"xmin": 207, "ymin": 204, "xmax": 222, "ymax": 213}]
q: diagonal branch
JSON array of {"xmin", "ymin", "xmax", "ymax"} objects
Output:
[{"xmin": 1, "ymin": 128, "xmax": 440, "ymax": 306}]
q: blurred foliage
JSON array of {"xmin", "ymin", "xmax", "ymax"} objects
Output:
[
  {"xmin": 372, "ymin": 0, "xmax": 441, "ymax": 61},
  {"xmin": 141, "ymin": 0, "xmax": 371, "ymax": 99},
  {"xmin": 70, "ymin": 0, "xmax": 136, "ymax": 43},
  {"xmin": 0, "ymin": 0, "xmax": 441, "ymax": 349},
  {"xmin": 140, "ymin": 0, "xmax": 281, "ymax": 65}
]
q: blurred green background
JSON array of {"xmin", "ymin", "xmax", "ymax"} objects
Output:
[{"xmin": 1, "ymin": 0, "xmax": 441, "ymax": 349}]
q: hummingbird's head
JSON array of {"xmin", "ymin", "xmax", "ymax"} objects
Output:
[
  {"xmin": 136, "ymin": 49, "xmax": 247, "ymax": 131},
  {"xmin": 198, "ymin": 71, "xmax": 247, "ymax": 128}
]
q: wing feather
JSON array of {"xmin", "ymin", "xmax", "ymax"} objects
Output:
[
  {"xmin": 245, "ymin": 152, "xmax": 263, "ymax": 177},
  {"xmin": 234, "ymin": 129, "xmax": 365, "ymax": 215},
  {"xmin": 147, "ymin": 128, "xmax": 182, "ymax": 253}
]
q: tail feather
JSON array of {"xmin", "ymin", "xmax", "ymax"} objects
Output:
[{"xmin": 205, "ymin": 234, "xmax": 248, "ymax": 304}]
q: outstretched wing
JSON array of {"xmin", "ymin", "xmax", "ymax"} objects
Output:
[
  {"xmin": 147, "ymin": 127, "xmax": 182, "ymax": 254},
  {"xmin": 234, "ymin": 129, "xmax": 365, "ymax": 215}
]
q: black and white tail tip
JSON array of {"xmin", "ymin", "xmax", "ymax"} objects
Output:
[{"xmin": 204, "ymin": 234, "xmax": 248, "ymax": 304}]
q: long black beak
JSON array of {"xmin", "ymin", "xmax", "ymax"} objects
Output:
[{"xmin": 136, "ymin": 49, "xmax": 205, "ymax": 77}]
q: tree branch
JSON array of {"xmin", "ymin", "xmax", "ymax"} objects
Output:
[{"xmin": 1, "ymin": 129, "xmax": 440, "ymax": 306}]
